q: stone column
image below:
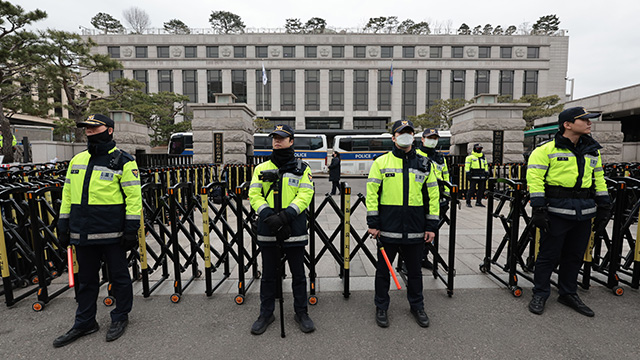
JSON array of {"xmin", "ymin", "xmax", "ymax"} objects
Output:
[
  {"xmin": 591, "ymin": 121, "xmax": 623, "ymax": 163},
  {"xmin": 449, "ymin": 94, "xmax": 528, "ymax": 163},
  {"xmin": 191, "ymin": 94, "xmax": 256, "ymax": 164}
]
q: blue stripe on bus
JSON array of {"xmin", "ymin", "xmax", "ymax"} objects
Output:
[
  {"xmin": 338, "ymin": 151, "xmax": 388, "ymax": 160},
  {"xmin": 254, "ymin": 150, "xmax": 327, "ymax": 159}
]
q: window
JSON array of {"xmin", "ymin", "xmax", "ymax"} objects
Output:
[
  {"xmin": 157, "ymin": 46, "xmax": 170, "ymax": 58},
  {"xmin": 262, "ymin": 118, "xmax": 295, "ymax": 130},
  {"xmin": 452, "ymin": 46, "xmax": 463, "ymax": 58},
  {"xmin": 353, "ymin": 118, "xmax": 388, "ymax": 130},
  {"xmin": 378, "ymin": 70, "xmax": 392, "ymax": 111},
  {"xmin": 305, "ymin": 70, "xmax": 320, "ymax": 111},
  {"xmin": 133, "ymin": 70, "xmax": 148, "ymax": 94},
  {"xmin": 281, "ymin": 70, "xmax": 295, "ymax": 111},
  {"xmin": 108, "ymin": 70, "xmax": 123, "ymax": 94},
  {"xmin": 402, "ymin": 46, "xmax": 415, "ymax": 58},
  {"xmin": 329, "ymin": 70, "xmax": 344, "ymax": 111},
  {"xmin": 354, "ymin": 46, "xmax": 366, "ymax": 58},
  {"xmin": 523, "ymin": 70, "xmax": 538, "ymax": 96},
  {"xmin": 231, "ymin": 70, "xmax": 247, "ymax": 103},
  {"xmin": 402, "ymin": 70, "xmax": 417, "ymax": 119},
  {"xmin": 332, "ymin": 46, "xmax": 344, "ymax": 58},
  {"xmin": 426, "ymin": 70, "xmax": 441, "ymax": 107},
  {"xmin": 479, "ymin": 46, "xmax": 491, "ymax": 58},
  {"xmin": 381, "ymin": 46, "xmax": 393, "ymax": 58},
  {"xmin": 429, "ymin": 46, "xmax": 442, "ymax": 58},
  {"xmin": 475, "ymin": 70, "xmax": 490, "ymax": 95},
  {"xmin": 185, "ymin": 46, "xmax": 197, "ymax": 58},
  {"xmin": 207, "ymin": 70, "xmax": 222, "ymax": 103},
  {"xmin": 499, "ymin": 70, "xmax": 514, "ymax": 99},
  {"xmin": 234, "ymin": 46, "xmax": 246, "ymax": 58},
  {"xmin": 283, "ymin": 46, "xmax": 295, "ymax": 58},
  {"xmin": 182, "ymin": 70, "xmax": 197, "ymax": 103},
  {"xmin": 135, "ymin": 46, "xmax": 148, "ymax": 58},
  {"xmin": 451, "ymin": 70, "xmax": 465, "ymax": 99},
  {"xmin": 305, "ymin": 117, "xmax": 342, "ymax": 129},
  {"xmin": 500, "ymin": 46, "xmax": 512, "ymax": 59},
  {"xmin": 206, "ymin": 46, "xmax": 219, "ymax": 58},
  {"xmin": 527, "ymin": 47, "xmax": 540, "ymax": 59},
  {"xmin": 256, "ymin": 46, "xmax": 268, "ymax": 58},
  {"xmin": 256, "ymin": 69, "xmax": 271, "ymax": 111},
  {"xmin": 354, "ymin": 70, "xmax": 368, "ymax": 111},
  {"xmin": 108, "ymin": 46, "xmax": 120, "ymax": 58},
  {"xmin": 305, "ymin": 46, "xmax": 317, "ymax": 58},
  {"xmin": 158, "ymin": 70, "xmax": 173, "ymax": 93}
]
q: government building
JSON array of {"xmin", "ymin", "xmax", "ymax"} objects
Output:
[{"xmin": 82, "ymin": 31, "xmax": 569, "ymax": 136}]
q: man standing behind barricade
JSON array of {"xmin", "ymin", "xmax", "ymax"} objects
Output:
[
  {"xmin": 416, "ymin": 128, "xmax": 450, "ymax": 270},
  {"xmin": 465, "ymin": 144, "xmax": 489, "ymax": 207},
  {"xmin": 54, "ymin": 114, "xmax": 142, "ymax": 347},
  {"xmin": 366, "ymin": 120, "xmax": 439, "ymax": 328},
  {"xmin": 248, "ymin": 124, "xmax": 315, "ymax": 335},
  {"xmin": 526, "ymin": 107, "xmax": 610, "ymax": 317},
  {"xmin": 328, "ymin": 151, "xmax": 341, "ymax": 195}
]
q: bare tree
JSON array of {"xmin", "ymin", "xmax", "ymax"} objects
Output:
[
  {"xmin": 518, "ymin": 21, "xmax": 532, "ymax": 35},
  {"xmin": 123, "ymin": 7, "xmax": 150, "ymax": 34},
  {"xmin": 443, "ymin": 19, "xmax": 453, "ymax": 34}
]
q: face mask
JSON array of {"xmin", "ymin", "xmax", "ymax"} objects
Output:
[
  {"xmin": 395, "ymin": 133, "xmax": 414, "ymax": 148},
  {"xmin": 423, "ymin": 138, "xmax": 438, "ymax": 148},
  {"xmin": 87, "ymin": 128, "xmax": 113, "ymax": 144}
]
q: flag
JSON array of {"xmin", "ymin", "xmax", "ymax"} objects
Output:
[
  {"xmin": 262, "ymin": 63, "xmax": 268, "ymax": 85},
  {"xmin": 390, "ymin": 62, "xmax": 393, "ymax": 85}
]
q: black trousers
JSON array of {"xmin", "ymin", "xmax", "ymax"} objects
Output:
[
  {"xmin": 73, "ymin": 243, "xmax": 132, "ymax": 329},
  {"xmin": 330, "ymin": 181, "xmax": 340, "ymax": 195},
  {"xmin": 467, "ymin": 179, "xmax": 486, "ymax": 204},
  {"xmin": 533, "ymin": 214, "xmax": 592, "ymax": 299},
  {"xmin": 259, "ymin": 245, "xmax": 307, "ymax": 317},
  {"xmin": 375, "ymin": 242, "xmax": 424, "ymax": 311}
]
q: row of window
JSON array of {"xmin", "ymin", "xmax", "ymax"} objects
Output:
[
  {"xmin": 108, "ymin": 45, "xmax": 541, "ymax": 60},
  {"xmin": 111, "ymin": 69, "xmax": 537, "ymax": 116}
]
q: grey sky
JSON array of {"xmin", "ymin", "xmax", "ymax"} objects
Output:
[{"xmin": 18, "ymin": 0, "xmax": 640, "ymax": 100}]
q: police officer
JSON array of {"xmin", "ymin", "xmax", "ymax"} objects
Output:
[
  {"xmin": 54, "ymin": 114, "xmax": 142, "ymax": 347},
  {"xmin": 248, "ymin": 124, "xmax": 315, "ymax": 335},
  {"xmin": 527, "ymin": 107, "xmax": 610, "ymax": 317},
  {"xmin": 367, "ymin": 120, "xmax": 440, "ymax": 328},
  {"xmin": 416, "ymin": 128, "xmax": 450, "ymax": 269},
  {"xmin": 464, "ymin": 143, "xmax": 488, "ymax": 207},
  {"xmin": 328, "ymin": 151, "xmax": 341, "ymax": 195}
]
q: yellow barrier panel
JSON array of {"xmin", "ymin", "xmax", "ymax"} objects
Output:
[{"xmin": 343, "ymin": 188, "xmax": 351, "ymax": 270}]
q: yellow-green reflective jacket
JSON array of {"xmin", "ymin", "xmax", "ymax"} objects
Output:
[
  {"xmin": 58, "ymin": 146, "xmax": 142, "ymax": 245},
  {"xmin": 465, "ymin": 151, "xmax": 488, "ymax": 179},
  {"xmin": 249, "ymin": 159, "xmax": 314, "ymax": 246},
  {"xmin": 526, "ymin": 133, "xmax": 610, "ymax": 220},
  {"xmin": 366, "ymin": 146, "xmax": 440, "ymax": 244},
  {"xmin": 417, "ymin": 147, "xmax": 450, "ymax": 196}
]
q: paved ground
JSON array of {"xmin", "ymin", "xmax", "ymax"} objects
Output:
[{"xmin": 1, "ymin": 176, "xmax": 639, "ymax": 358}]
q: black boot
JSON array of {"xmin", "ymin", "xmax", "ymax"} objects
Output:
[
  {"xmin": 53, "ymin": 322, "xmax": 100, "ymax": 348},
  {"xmin": 251, "ymin": 314, "xmax": 275, "ymax": 335}
]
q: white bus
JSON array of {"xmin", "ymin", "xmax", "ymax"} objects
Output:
[
  {"xmin": 168, "ymin": 132, "xmax": 193, "ymax": 155},
  {"xmin": 254, "ymin": 133, "xmax": 328, "ymax": 173},
  {"xmin": 333, "ymin": 131, "xmax": 451, "ymax": 175}
]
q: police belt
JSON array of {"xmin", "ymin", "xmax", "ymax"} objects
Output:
[{"xmin": 545, "ymin": 186, "xmax": 594, "ymax": 199}]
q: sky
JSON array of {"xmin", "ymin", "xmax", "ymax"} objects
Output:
[{"xmin": 17, "ymin": 0, "xmax": 640, "ymax": 100}]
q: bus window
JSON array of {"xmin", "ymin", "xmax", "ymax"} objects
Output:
[
  {"xmin": 338, "ymin": 138, "xmax": 352, "ymax": 151},
  {"xmin": 294, "ymin": 136, "xmax": 323, "ymax": 150},
  {"xmin": 254, "ymin": 136, "xmax": 272, "ymax": 150}
]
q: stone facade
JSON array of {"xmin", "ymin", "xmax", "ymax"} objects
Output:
[
  {"xmin": 82, "ymin": 33, "xmax": 569, "ymax": 130},
  {"xmin": 191, "ymin": 99, "xmax": 256, "ymax": 164},
  {"xmin": 449, "ymin": 101, "xmax": 528, "ymax": 163},
  {"xmin": 590, "ymin": 121, "xmax": 623, "ymax": 163}
]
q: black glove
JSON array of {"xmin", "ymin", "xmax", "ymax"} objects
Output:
[
  {"xmin": 531, "ymin": 207, "xmax": 549, "ymax": 232},
  {"xmin": 593, "ymin": 205, "xmax": 610, "ymax": 234},
  {"xmin": 264, "ymin": 212, "xmax": 288, "ymax": 233},
  {"xmin": 440, "ymin": 199, "xmax": 450, "ymax": 215},
  {"xmin": 275, "ymin": 224, "xmax": 292, "ymax": 242},
  {"xmin": 121, "ymin": 233, "xmax": 139, "ymax": 251},
  {"xmin": 59, "ymin": 232, "xmax": 70, "ymax": 248}
]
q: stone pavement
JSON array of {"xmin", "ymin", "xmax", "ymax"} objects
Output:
[{"xmin": 1, "ymin": 177, "xmax": 638, "ymax": 358}]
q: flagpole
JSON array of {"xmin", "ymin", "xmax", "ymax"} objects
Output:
[{"xmin": 261, "ymin": 59, "xmax": 266, "ymax": 117}]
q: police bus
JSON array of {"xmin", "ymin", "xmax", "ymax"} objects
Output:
[
  {"xmin": 254, "ymin": 133, "xmax": 328, "ymax": 173},
  {"xmin": 332, "ymin": 131, "xmax": 451, "ymax": 175},
  {"xmin": 168, "ymin": 132, "xmax": 193, "ymax": 155}
]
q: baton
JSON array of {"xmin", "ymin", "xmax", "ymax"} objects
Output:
[
  {"xmin": 377, "ymin": 240, "xmax": 401, "ymax": 290},
  {"xmin": 67, "ymin": 246, "xmax": 75, "ymax": 288}
]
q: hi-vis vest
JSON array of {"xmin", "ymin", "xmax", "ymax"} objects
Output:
[
  {"xmin": 526, "ymin": 133, "xmax": 609, "ymax": 220},
  {"xmin": 465, "ymin": 151, "xmax": 488, "ymax": 179},
  {"xmin": 417, "ymin": 148, "xmax": 450, "ymax": 196},
  {"xmin": 366, "ymin": 148, "xmax": 440, "ymax": 243},
  {"xmin": 59, "ymin": 147, "xmax": 142, "ymax": 245},
  {"xmin": 249, "ymin": 159, "xmax": 314, "ymax": 245}
]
